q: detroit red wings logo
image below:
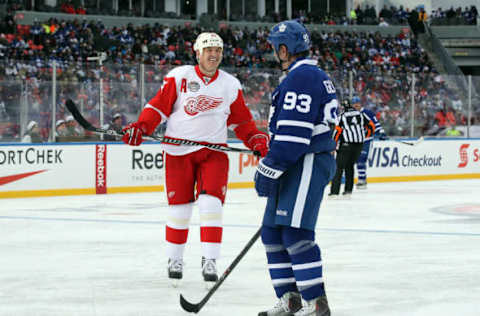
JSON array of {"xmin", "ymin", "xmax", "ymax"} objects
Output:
[{"xmin": 184, "ymin": 95, "xmax": 223, "ymax": 116}]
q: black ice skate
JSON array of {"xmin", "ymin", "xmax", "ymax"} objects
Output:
[
  {"xmin": 327, "ymin": 193, "xmax": 340, "ymax": 200},
  {"xmin": 201, "ymin": 256, "xmax": 218, "ymax": 282},
  {"xmin": 258, "ymin": 291, "xmax": 302, "ymax": 316},
  {"xmin": 341, "ymin": 191, "xmax": 352, "ymax": 199},
  {"xmin": 294, "ymin": 295, "xmax": 330, "ymax": 316},
  {"xmin": 356, "ymin": 181, "xmax": 367, "ymax": 189},
  {"xmin": 168, "ymin": 258, "xmax": 183, "ymax": 287}
]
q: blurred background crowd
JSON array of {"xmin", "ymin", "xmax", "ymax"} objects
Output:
[
  {"xmin": 0, "ymin": 1, "xmax": 478, "ymax": 142},
  {"xmin": 6, "ymin": 0, "xmax": 479, "ymax": 25}
]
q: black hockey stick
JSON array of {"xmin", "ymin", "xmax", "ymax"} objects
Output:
[
  {"xmin": 180, "ymin": 227, "xmax": 261, "ymax": 313},
  {"xmin": 65, "ymin": 99, "xmax": 259, "ymax": 155},
  {"xmin": 393, "ymin": 136, "xmax": 424, "ymax": 146}
]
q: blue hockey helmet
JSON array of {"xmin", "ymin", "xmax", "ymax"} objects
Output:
[
  {"xmin": 268, "ymin": 20, "xmax": 311, "ymax": 55},
  {"xmin": 352, "ymin": 96, "xmax": 361, "ymax": 104}
]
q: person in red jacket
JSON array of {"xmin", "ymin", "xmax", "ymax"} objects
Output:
[
  {"xmin": 122, "ymin": 32, "xmax": 268, "ymax": 287},
  {"xmin": 61, "ymin": 1, "xmax": 75, "ymax": 14},
  {"xmin": 76, "ymin": 6, "xmax": 86, "ymax": 15}
]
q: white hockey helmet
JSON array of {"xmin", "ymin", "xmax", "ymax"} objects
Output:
[
  {"xmin": 193, "ymin": 32, "xmax": 223, "ymax": 53},
  {"xmin": 26, "ymin": 120, "xmax": 37, "ymax": 131}
]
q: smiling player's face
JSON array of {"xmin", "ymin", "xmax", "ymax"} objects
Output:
[{"xmin": 197, "ymin": 46, "xmax": 223, "ymax": 76}]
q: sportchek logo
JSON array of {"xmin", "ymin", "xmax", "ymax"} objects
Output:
[
  {"xmin": 184, "ymin": 95, "xmax": 223, "ymax": 116},
  {"xmin": 96, "ymin": 144, "xmax": 106, "ymax": 194},
  {"xmin": 458, "ymin": 143, "xmax": 479, "ymax": 168},
  {"xmin": 0, "ymin": 148, "xmax": 63, "ymax": 165}
]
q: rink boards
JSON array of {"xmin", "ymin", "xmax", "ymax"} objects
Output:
[{"xmin": 0, "ymin": 139, "xmax": 479, "ymax": 198}]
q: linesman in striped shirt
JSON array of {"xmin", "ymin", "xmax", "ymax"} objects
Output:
[
  {"xmin": 329, "ymin": 99, "xmax": 375, "ymax": 197},
  {"xmin": 352, "ymin": 96, "xmax": 388, "ymax": 189}
]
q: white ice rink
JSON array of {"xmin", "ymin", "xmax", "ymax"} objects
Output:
[{"xmin": 1, "ymin": 180, "xmax": 480, "ymax": 316}]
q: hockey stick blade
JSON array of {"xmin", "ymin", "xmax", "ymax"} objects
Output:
[
  {"xmin": 415, "ymin": 136, "xmax": 425, "ymax": 145},
  {"xmin": 396, "ymin": 140, "xmax": 415, "ymax": 146},
  {"xmin": 179, "ymin": 228, "xmax": 261, "ymax": 313},
  {"xmin": 395, "ymin": 136, "xmax": 424, "ymax": 146},
  {"xmin": 180, "ymin": 294, "xmax": 201, "ymax": 313},
  {"xmin": 65, "ymin": 99, "xmax": 259, "ymax": 155}
]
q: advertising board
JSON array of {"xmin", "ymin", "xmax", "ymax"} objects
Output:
[{"xmin": 1, "ymin": 140, "xmax": 479, "ymax": 198}]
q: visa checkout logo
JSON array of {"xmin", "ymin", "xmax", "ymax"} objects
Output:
[
  {"xmin": 458, "ymin": 144, "xmax": 479, "ymax": 168},
  {"xmin": 368, "ymin": 146, "xmax": 442, "ymax": 168}
]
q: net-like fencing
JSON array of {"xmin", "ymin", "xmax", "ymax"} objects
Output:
[{"xmin": 1, "ymin": 60, "xmax": 479, "ymax": 143}]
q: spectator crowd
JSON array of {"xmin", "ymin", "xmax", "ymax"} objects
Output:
[{"xmin": 0, "ymin": 3, "xmax": 478, "ymax": 142}]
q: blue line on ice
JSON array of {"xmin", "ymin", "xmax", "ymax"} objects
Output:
[{"xmin": 1, "ymin": 215, "xmax": 479, "ymax": 237}]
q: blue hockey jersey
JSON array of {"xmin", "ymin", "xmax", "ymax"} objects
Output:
[
  {"xmin": 360, "ymin": 108, "xmax": 385, "ymax": 141},
  {"xmin": 267, "ymin": 58, "xmax": 338, "ymax": 170}
]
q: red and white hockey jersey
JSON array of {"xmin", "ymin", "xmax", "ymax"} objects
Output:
[{"xmin": 137, "ymin": 65, "xmax": 256, "ymax": 155}]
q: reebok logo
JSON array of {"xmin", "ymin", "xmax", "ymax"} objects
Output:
[{"xmin": 96, "ymin": 144, "xmax": 107, "ymax": 194}]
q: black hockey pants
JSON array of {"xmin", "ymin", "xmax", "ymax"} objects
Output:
[{"xmin": 330, "ymin": 142, "xmax": 363, "ymax": 194}]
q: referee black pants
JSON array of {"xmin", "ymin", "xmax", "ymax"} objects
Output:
[{"xmin": 330, "ymin": 142, "xmax": 363, "ymax": 195}]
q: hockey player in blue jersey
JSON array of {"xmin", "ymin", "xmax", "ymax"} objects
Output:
[
  {"xmin": 255, "ymin": 20, "xmax": 338, "ymax": 316},
  {"xmin": 352, "ymin": 96, "xmax": 388, "ymax": 189}
]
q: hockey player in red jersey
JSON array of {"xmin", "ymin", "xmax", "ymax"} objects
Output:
[{"xmin": 122, "ymin": 32, "xmax": 269, "ymax": 287}]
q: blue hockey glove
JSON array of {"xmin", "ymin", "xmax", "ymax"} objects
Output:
[
  {"xmin": 379, "ymin": 133, "xmax": 389, "ymax": 141},
  {"xmin": 254, "ymin": 158, "xmax": 285, "ymax": 197}
]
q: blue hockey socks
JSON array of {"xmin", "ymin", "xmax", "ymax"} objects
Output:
[
  {"xmin": 261, "ymin": 225, "xmax": 298, "ymax": 298},
  {"xmin": 283, "ymin": 226, "xmax": 326, "ymax": 301}
]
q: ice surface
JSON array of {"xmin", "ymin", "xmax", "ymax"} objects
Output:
[{"xmin": 1, "ymin": 180, "xmax": 479, "ymax": 315}]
